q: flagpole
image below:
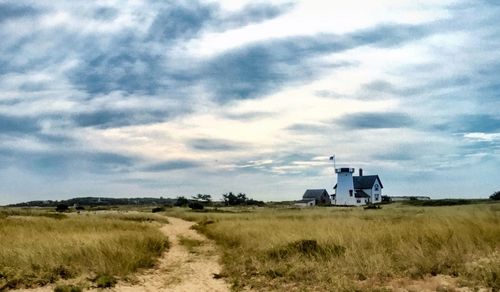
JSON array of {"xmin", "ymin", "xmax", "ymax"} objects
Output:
[{"xmin": 330, "ymin": 155, "xmax": 336, "ymax": 170}]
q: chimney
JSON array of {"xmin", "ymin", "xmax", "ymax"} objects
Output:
[{"xmin": 359, "ymin": 168, "xmax": 363, "ymax": 176}]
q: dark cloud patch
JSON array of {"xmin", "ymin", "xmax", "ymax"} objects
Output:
[
  {"xmin": 338, "ymin": 112, "xmax": 414, "ymax": 129},
  {"xmin": 358, "ymin": 76, "xmax": 473, "ymax": 100},
  {"xmin": 35, "ymin": 133, "xmax": 74, "ymax": 145},
  {"xmin": 286, "ymin": 123, "xmax": 329, "ymax": 133},
  {"xmin": 143, "ymin": 160, "xmax": 199, "ymax": 172},
  {"xmin": 203, "ymin": 23, "xmax": 436, "ymax": 102},
  {"xmin": 93, "ymin": 6, "xmax": 118, "ymax": 20},
  {"xmin": 224, "ymin": 111, "xmax": 273, "ymax": 121},
  {"xmin": 72, "ymin": 109, "xmax": 168, "ymax": 129},
  {"xmin": 148, "ymin": 2, "xmax": 294, "ymax": 42},
  {"xmin": 373, "ymin": 148, "xmax": 418, "ymax": 161},
  {"xmin": 0, "ymin": 3, "xmax": 40, "ymax": 23},
  {"xmin": 0, "ymin": 114, "xmax": 40, "ymax": 134},
  {"xmin": 460, "ymin": 139, "xmax": 500, "ymax": 155},
  {"xmin": 221, "ymin": 3, "xmax": 294, "ymax": 28},
  {"xmin": 202, "ymin": 37, "xmax": 351, "ymax": 101},
  {"xmin": 66, "ymin": 5, "xmax": 435, "ymax": 100},
  {"xmin": 189, "ymin": 138, "xmax": 244, "ymax": 151},
  {"xmin": 27, "ymin": 151, "xmax": 135, "ymax": 174},
  {"xmin": 435, "ymin": 114, "xmax": 500, "ymax": 133},
  {"xmin": 148, "ymin": 3, "xmax": 216, "ymax": 41},
  {"xmin": 70, "ymin": 52, "xmax": 165, "ymax": 95},
  {"xmin": 350, "ymin": 23, "xmax": 434, "ymax": 48},
  {"xmin": 362, "ymin": 80, "xmax": 396, "ymax": 93},
  {"xmin": 0, "ymin": 148, "xmax": 137, "ymax": 175},
  {"xmin": 476, "ymin": 61, "xmax": 500, "ymax": 102}
]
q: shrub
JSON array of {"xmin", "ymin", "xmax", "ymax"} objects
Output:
[
  {"xmin": 174, "ymin": 196, "xmax": 189, "ymax": 207},
  {"xmin": 152, "ymin": 207, "xmax": 165, "ymax": 213},
  {"xmin": 55, "ymin": 204, "xmax": 69, "ymax": 212},
  {"xmin": 188, "ymin": 202, "xmax": 204, "ymax": 210},
  {"xmin": 53, "ymin": 284, "xmax": 82, "ymax": 292},
  {"xmin": 364, "ymin": 204, "xmax": 381, "ymax": 210},
  {"xmin": 95, "ymin": 274, "xmax": 116, "ymax": 288}
]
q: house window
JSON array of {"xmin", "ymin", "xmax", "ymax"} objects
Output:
[
  {"xmin": 356, "ymin": 199, "xmax": 361, "ymax": 203},
  {"xmin": 374, "ymin": 184, "xmax": 379, "ymax": 191},
  {"xmin": 375, "ymin": 195, "xmax": 379, "ymax": 200},
  {"xmin": 349, "ymin": 190, "xmax": 353, "ymax": 197}
]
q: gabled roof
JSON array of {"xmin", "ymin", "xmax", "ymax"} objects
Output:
[
  {"xmin": 353, "ymin": 175, "xmax": 383, "ymax": 189},
  {"xmin": 333, "ymin": 174, "xmax": 383, "ymax": 190},
  {"xmin": 355, "ymin": 190, "xmax": 370, "ymax": 198},
  {"xmin": 303, "ymin": 189, "xmax": 329, "ymax": 199}
]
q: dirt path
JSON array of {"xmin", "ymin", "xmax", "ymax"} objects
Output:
[
  {"xmin": 16, "ymin": 216, "xmax": 230, "ymax": 292},
  {"xmin": 111, "ymin": 216, "xmax": 230, "ymax": 292}
]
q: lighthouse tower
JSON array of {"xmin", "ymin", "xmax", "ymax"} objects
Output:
[{"xmin": 335, "ymin": 167, "xmax": 356, "ymax": 205}]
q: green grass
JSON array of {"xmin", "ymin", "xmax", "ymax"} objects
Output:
[
  {"xmin": 167, "ymin": 203, "xmax": 500, "ymax": 291},
  {"xmin": 0, "ymin": 209, "xmax": 169, "ymax": 290}
]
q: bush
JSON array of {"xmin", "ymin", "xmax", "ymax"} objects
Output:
[
  {"xmin": 175, "ymin": 196, "xmax": 189, "ymax": 207},
  {"xmin": 188, "ymin": 202, "xmax": 204, "ymax": 210},
  {"xmin": 55, "ymin": 204, "xmax": 69, "ymax": 212},
  {"xmin": 152, "ymin": 207, "xmax": 165, "ymax": 213},
  {"xmin": 54, "ymin": 284, "xmax": 82, "ymax": 292},
  {"xmin": 490, "ymin": 191, "xmax": 500, "ymax": 200},
  {"xmin": 95, "ymin": 274, "xmax": 116, "ymax": 288}
]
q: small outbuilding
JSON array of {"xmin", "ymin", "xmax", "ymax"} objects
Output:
[
  {"xmin": 302, "ymin": 189, "xmax": 331, "ymax": 205},
  {"xmin": 294, "ymin": 199, "xmax": 316, "ymax": 207}
]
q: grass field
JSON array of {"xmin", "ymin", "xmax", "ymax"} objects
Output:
[
  {"xmin": 0, "ymin": 209, "xmax": 169, "ymax": 290},
  {"xmin": 167, "ymin": 203, "xmax": 500, "ymax": 291}
]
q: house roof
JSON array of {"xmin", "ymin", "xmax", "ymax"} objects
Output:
[
  {"xmin": 353, "ymin": 175, "xmax": 383, "ymax": 189},
  {"xmin": 333, "ymin": 175, "xmax": 383, "ymax": 190},
  {"xmin": 355, "ymin": 190, "xmax": 370, "ymax": 198},
  {"xmin": 303, "ymin": 189, "xmax": 329, "ymax": 199}
]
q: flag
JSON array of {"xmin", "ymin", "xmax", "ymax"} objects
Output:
[{"xmin": 329, "ymin": 155, "xmax": 335, "ymax": 160}]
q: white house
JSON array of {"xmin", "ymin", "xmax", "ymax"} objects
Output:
[{"xmin": 332, "ymin": 168, "xmax": 383, "ymax": 206}]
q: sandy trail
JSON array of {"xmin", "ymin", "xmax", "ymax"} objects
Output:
[
  {"xmin": 16, "ymin": 216, "xmax": 230, "ymax": 292},
  {"xmin": 110, "ymin": 216, "xmax": 230, "ymax": 292}
]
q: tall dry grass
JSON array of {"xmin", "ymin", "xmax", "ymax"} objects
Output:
[
  {"xmin": 0, "ymin": 210, "xmax": 169, "ymax": 290},
  {"xmin": 171, "ymin": 203, "xmax": 500, "ymax": 291}
]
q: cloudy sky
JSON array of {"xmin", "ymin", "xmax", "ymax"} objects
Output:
[{"xmin": 1, "ymin": 0, "xmax": 499, "ymax": 204}]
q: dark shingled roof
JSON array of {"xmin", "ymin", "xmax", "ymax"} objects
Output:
[
  {"xmin": 355, "ymin": 190, "xmax": 370, "ymax": 198},
  {"xmin": 353, "ymin": 175, "xmax": 383, "ymax": 189},
  {"xmin": 303, "ymin": 189, "xmax": 329, "ymax": 199},
  {"xmin": 333, "ymin": 175, "xmax": 383, "ymax": 190}
]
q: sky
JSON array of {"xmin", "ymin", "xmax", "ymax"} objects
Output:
[{"xmin": 0, "ymin": 0, "xmax": 499, "ymax": 205}]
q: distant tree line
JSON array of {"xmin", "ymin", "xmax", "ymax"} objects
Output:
[
  {"xmin": 222, "ymin": 192, "xmax": 265, "ymax": 206},
  {"xmin": 9, "ymin": 197, "xmax": 177, "ymax": 207},
  {"xmin": 174, "ymin": 192, "xmax": 265, "ymax": 210}
]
